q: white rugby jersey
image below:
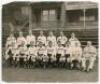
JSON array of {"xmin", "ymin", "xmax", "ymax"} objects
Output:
[
  {"xmin": 5, "ymin": 45, "xmax": 18, "ymax": 55},
  {"xmin": 37, "ymin": 46, "xmax": 47, "ymax": 56},
  {"xmin": 71, "ymin": 46, "xmax": 82, "ymax": 57},
  {"xmin": 17, "ymin": 36, "xmax": 27, "ymax": 46},
  {"xmin": 69, "ymin": 37, "xmax": 81, "ymax": 47},
  {"xmin": 57, "ymin": 36, "xmax": 67, "ymax": 45},
  {"xmin": 64, "ymin": 46, "xmax": 72, "ymax": 55},
  {"xmin": 37, "ymin": 35, "xmax": 46, "ymax": 45},
  {"xmin": 47, "ymin": 46, "xmax": 56, "ymax": 56},
  {"xmin": 26, "ymin": 35, "xmax": 36, "ymax": 45},
  {"xmin": 6, "ymin": 36, "xmax": 16, "ymax": 47},
  {"xmin": 56, "ymin": 46, "xmax": 65, "ymax": 56},
  {"xmin": 19, "ymin": 46, "xmax": 28, "ymax": 54},
  {"xmin": 83, "ymin": 45, "xmax": 97, "ymax": 57},
  {"xmin": 12, "ymin": 48, "xmax": 19, "ymax": 57},
  {"xmin": 28, "ymin": 46, "xmax": 37, "ymax": 56},
  {"xmin": 47, "ymin": 36, "xmax": 56, "ymax": 46}
]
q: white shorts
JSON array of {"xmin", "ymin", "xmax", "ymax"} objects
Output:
[
  {"xmin": 42, "ymin": 55, "xmax": 49, "ymax": 62},
  {"xmin": 51, "ymin": 56, "xmax": 56, "ymax": 62},
  {"xmin": 82, "ymin": 56, "xmax": 96, "ymax": 62},
  {"xmin": 59, "ymin": 56, "xmax": 66, "ymax": 62},
  {"xmin": 31, "ymin": 56, "xmax": 36, "ymax": 62},
  {"xmin": 36, "ymin": 56, "xmax": 43, "ymax": 61},
  {"xmin": 5, "ymin": 55, "xmax": 9, "ymax": 60}
]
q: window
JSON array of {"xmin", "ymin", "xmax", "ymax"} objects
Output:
[
  {"xmin": 42, "ymin": 10, "xmax": 56, "ymax": 21},
  {"xmin": 42, "ymin": 10, "xmax": 48, "ymax": 21},
  {"xmin": 21, "ymin": 7, "xmax": 30, "ymax": 16}
]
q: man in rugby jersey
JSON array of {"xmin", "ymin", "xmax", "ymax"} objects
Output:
[
  {"xmin": 69, "ymin": 32, "xmax": 81, "ymax": 47},
  {"xmin": 5, "ymin": 40, "xmax": 18, "ymax": 67},
  {"xmin": 18, "ymin": 41, "xmax": 28, "ymax": 68},
  {"xmin": 26, "ymin": 30, "xmax": 36, "ymax": 48},
  {"xmin": 37, "ymin": 42, "xmax": 48, "ymax": 69},
  {"xmin": 47, "ymin": 41, "xmax": 56, "ymax": 68},
  {"xmin": 47, "ymin": 31, "xmax": 57, "ymax": 47},
  {"xmin": 16, "ymin": 31, "xmax": 27, "ymax": 47},
  {"xmin": 70, "ymin": 42, "xmax": 82, "ymax": 70},
  {"xmin": 56, "ymin": 41, "xmax": 65, "ymax": 68},
  {"xmin": 37, "ymin": 30, "xmax": 46, "ymax": 46},
  {"xmin": 27, "ymin": 41, "xmax": 37, "ymax": 68},
  {"xmin": 57, "ymin": 31, "xmax": 68, "ymax": 47},
  {"xmin": 64, "ymin": 41, "xmax": 72, "ymax": 69},
  {"xmin": 5, "ymin": 33, "xmax": 16, "ymax": 48},
  {"xmin": 12, "ymin": 46, "xmax": 19, "ymax": 67},
  {"xmin": 82, "ymin": 41, "xmax": 97, "ymax": 72}
]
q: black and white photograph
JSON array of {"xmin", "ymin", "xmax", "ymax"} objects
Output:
[{"xmin": 1, "ymin": 1, "xmax": 98, "ymax": 83}]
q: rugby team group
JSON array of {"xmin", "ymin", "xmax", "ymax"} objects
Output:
[{"xmin": 4, "ymin": 30, "xmax": 97, "ymax": 72}]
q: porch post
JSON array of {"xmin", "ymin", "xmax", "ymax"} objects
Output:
[
  {"xmin": 83, "ymin": 2, "xmax": 86, "ymax": 30},
  {"xmin": 83, "ymin": 8, "xmax": 86, "ymax": 30},
  {"xmin": 28, "ymin": 3, "xmax": 32, "ymax": 30},
  {"xmin": 61, "ymin": 3, "xmax": 66, "ymax": 28}
]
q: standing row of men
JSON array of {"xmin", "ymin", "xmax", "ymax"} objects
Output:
[
  {"xmin": 4, "ymin": 30, "xmax": 97, "ymax": 72},
  {"xmin": 6, "ymin": 30, "xmax": 81, "ymax": 48}
]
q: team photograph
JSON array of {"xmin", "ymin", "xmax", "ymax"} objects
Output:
[{"xmin": 2, "ymin": 1, "xmax": 98, "ymax": 82}]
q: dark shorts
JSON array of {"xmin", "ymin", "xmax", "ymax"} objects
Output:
[
  {"xmin": 65, "ymin": 54, "xmax": 70, "ymax": 58},
  {"xmin": 20, "ymin": 54, "xmax": 25, "ymax": 59},
  {"xmin": 20, "ymin": 54, "xmax": 25, "ymax": 56},
  {"xmin": 56, "ymin": 54, "xmax": 61, "ymax": 58},
  {"xmin": 8, "ymin": 49, "xmax": 13, "ymax": 56},
  {"xmin": 47, "ymin": 54, "xmax": 52, "ymax": 58}
]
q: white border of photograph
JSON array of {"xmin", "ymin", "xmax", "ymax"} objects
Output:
[{"xmin": 0, "ymin": 0, "xmax": 99, "ymax": 84}]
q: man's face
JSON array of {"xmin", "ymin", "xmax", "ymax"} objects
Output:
[
  {"xmin": 40, "ymin": 31, "xmax": 43, "ymax": 36},
  {"xmin": 19, "ymin": 32, "xmax": 23, "ymax": 37},
  {"xmin": 30, "ymin": 41, "xmax": 34, "ymax": 46},
  {"xmin": 87, "ymin": 41, "xmax": 92, "ymax": 47},
  {"xmin": 49, "ymin": 32, "xmax": 53, "ymax": 36},
  {"xmin": 10, "ymin": 33, "xmax": 13, "ymax": 37},
  {"xmin": 49, "ymin": 42, "xmax": 53, "ymax": 47},
  {"xmin": 71, "ymin": 33, "xmax": 75, "ymax": 38},
  {"xmin": 66, "ymin": 42, "xmax": 70, "ymax": 47},
  {"xmin": 58, "ymin": 42, "xmax": 62, "ymax": 47},
  {"xmin": 39, "ymin": 42, "xmax": 43, "ymax": 47},
  {"xmin": 60, "ymin": 32, "xmax": 64, "ymax": 36}
]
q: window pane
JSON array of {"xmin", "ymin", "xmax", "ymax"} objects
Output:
[
  {"xmin": 21, "ymin": 7, "xmax": 29, "ymax": 16},
  {"xmin": 43, "ymin": 10, "xmax": 48, "ymax": 15},
  {"xmin": 49, "ymin": 10, "xmax": 56, "ymax": 21},
  {"xmin": 49, "ymin": 10, "xmax": 56, "ymax": 15},
  {"xmin": 42, "ymin": 10, "xmax": 48, "ymax": 21}
]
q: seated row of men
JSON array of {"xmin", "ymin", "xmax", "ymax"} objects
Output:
[{"xmin": 5, "ymin": 30, "xmax": 97, "ymax": 72}]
